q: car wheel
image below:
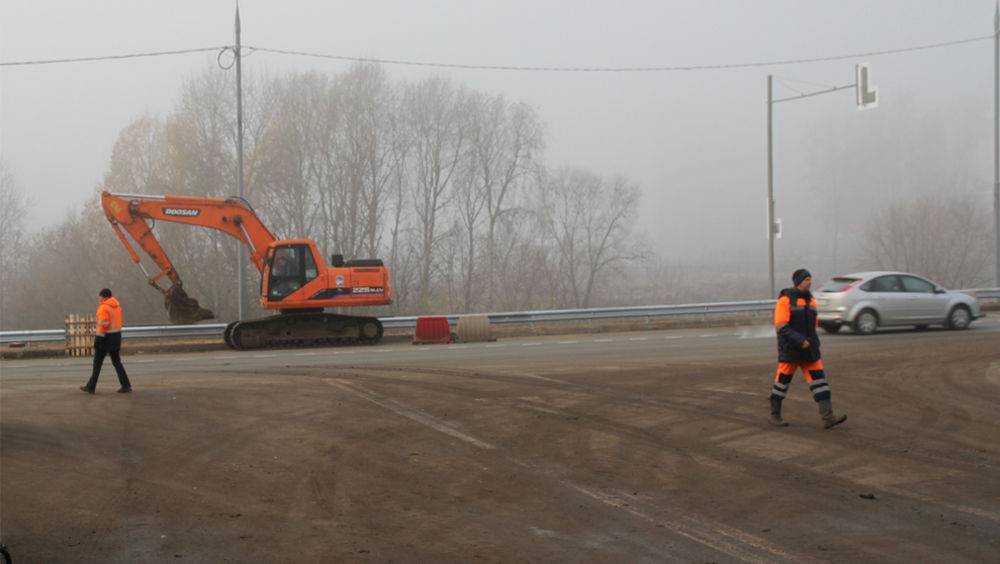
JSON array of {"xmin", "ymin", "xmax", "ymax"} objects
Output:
[
  {"xmin": 852, "ymin": 309, "xmax": 879, "ymax": 335},
  {"xmin": 820, "ymin": 321, "xmax": 842, "ymax": 334},
  {"xmin": 947, "ymin": 305, "xmax": 971, "ymax": 330}
]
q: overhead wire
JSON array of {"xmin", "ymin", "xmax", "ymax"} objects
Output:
[
  {"xmin": 1, "ymin": 32, "xmax": 994, "ymax": 71},
  {"xmin": 775, "ymin": 76, "xmax": 838, "ymax": 90},
  {"xmin": 774, "ymin": 77, "xmax": 806, "ymax": 95},
  {"xmin": 0, "ymin": 46, "xmax": 226, "ymax": 67},
  {"xmin": 245, "ymin": 33, "xmax": 996, "ymax": 72}
]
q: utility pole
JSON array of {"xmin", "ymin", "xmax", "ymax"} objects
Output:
[
  {"xmin": 766, "ymin": 75, "xmax": 776, "ymax": 297},
  {"xmin": 235, "ymin": 4, "xmax": 247, "ymax": 320},
  {"xmin": 994, "ymin": 1, "xmax": 999, "ymax": 286},
  {"xmin": 764, "ymin": 67, "xmax": 874, "ymax": 297}
]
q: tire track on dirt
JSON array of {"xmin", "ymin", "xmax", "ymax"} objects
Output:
[
  {"xmin": 330, "ymin": 363, "xmax": 996, "ymax": 471},
  {"xmin": 324, "ymin": 377, "xmax": 809, "ymax": 563},
  {"xmin": 315, "ymin": 365, "xmax": 1000, "ymax": 531}
]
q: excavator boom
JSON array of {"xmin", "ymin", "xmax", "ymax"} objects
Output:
[{"xmin": 102, "ymin": 191, "xmax": 278, "ymax": 324}]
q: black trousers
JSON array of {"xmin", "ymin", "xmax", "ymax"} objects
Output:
[{"xmin": 85, "ymin": 332, "xmax": 131, "ymax": 390}]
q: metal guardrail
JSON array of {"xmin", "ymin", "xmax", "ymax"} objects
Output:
[{"xmin": 2, "ymin": 288, "xmax": 997, "ymax": 345}]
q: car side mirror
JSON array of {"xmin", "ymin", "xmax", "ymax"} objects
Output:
[{"xmin": 934, "ymin": 288, "xmax": 946, "ymax": 294}]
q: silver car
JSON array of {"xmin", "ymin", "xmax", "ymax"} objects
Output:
[{"xmin": 816, "ymin": 271, "xmax": 982, "ymax": 335}]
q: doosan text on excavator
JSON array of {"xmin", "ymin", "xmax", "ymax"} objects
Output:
[{"xmin": 101, "ymin": 191, "xmax": 392, "ymax": 350}]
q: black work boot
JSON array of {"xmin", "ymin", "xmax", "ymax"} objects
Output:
[
  {"xmin": 116, "ymin": 387, "xmax": 132, "ymax": 393},
  {"xmin": 769, "ymin": 396, "xmax": 788, "ymax": 427},
  {"xmin": 80, "ymin": 385, "xmax": 95, "ymax": 394},
  {"xmin": 818, "ymin": 399, "xmax": 847, "ymax": 429}
]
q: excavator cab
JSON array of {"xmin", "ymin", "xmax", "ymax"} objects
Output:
[{"xmin": 264, "ymin": 243, "xmax": 320, "ymax": 300}]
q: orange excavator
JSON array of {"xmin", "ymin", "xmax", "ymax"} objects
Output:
[{"xmin": 101, "ymin": 191, "xmax": 392, "ymax": 349}]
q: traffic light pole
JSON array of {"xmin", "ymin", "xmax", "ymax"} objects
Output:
[
  {"xmin": 766, "ymin": 76, "xmax": 775, "ymax": 298},
  {"xmin": 765, "ymin": 76, "xmax": 857, "ymax": 298}
]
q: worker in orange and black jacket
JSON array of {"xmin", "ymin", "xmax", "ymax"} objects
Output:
[
  {"xmin": 80, "ymin": 288, "xmax": 132, "ymax": 394},
  {"xmin": 769, "ymin": 269, "xmax": 846, "ymax": 429}
]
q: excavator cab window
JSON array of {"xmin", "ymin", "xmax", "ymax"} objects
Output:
[{"xmin": 267, "ymin": 244, "xmax": 318, "ymax": 300}]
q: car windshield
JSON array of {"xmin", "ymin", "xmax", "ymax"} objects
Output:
[{"xmin": 820, "ymin": 277, "xmax": 860, "ymax": 293}]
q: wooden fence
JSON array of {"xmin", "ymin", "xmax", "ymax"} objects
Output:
[{"xmin": 65, "ymin": 314, "xmax": 95, "ymax": 357}]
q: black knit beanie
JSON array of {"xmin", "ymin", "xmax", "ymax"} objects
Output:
[{"xmin": 792, "ymin": 269, "xmax": 812, "ymax": 287}]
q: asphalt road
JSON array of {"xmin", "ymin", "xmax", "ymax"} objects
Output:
[{"xmin": 3, "ymin": 317, "xmax": 998, "ymax": 378}]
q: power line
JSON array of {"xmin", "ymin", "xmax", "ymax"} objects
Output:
[
  {"xmin": 776, "ymin": 76, "xmax": 838, "ymax": 90},
  {"xmin": 774, "ymin": 77, "xmax": 807, "ymax": 95},
  {"xmin": 772, "ymin": 83, "xmax": 855, "ymax": 104},
  {"xmin": 0, "ymin": 46, "xmax": 226, "ymax": 67},
  {"xmin": 1, "ymin": 32, "xmax": 994, "ymax": 71},
  {"xmin": 247, "ymin": 33, "xmax": 996, "ymax": 72}
]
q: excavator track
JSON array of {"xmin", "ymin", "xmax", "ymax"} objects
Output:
[{"xmin": 224, "ymin": 312, "xmax": 384, "ymax": 350}]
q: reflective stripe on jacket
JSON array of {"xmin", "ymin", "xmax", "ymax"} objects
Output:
[
  {"xmin": 96, "ymin": 297, "xmax": 124, "ymax": 336},
  {"xmin": 773, "ymin": 288, "xmax": 820, "ymax": 363}
]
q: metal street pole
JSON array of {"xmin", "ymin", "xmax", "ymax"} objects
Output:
[
  {"xmin": 235, "ymin": 5, "xmax": 247, "ymax": 320},
  {"xmin": 994, "ymin": 1, "xmax": 999, "ymax": 286},
  {"xmin": 766, "ymin": 75, "xmax": 776, "ymax": 297},
  {"xmin": 764, "ymin": 73, "xmax": 866, "ymax": 298}
]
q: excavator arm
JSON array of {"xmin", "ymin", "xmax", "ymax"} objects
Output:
[{"xmin": 101, "ymin": 191, "xmax": 278, "ymax": 324}]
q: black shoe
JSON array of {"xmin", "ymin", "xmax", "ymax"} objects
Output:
[
  {"xmin": 116, "ymin": 387, "xmax": 132, "ymax": 394},
  {"xmin": 80, "ymin": 385, "xmax": 95, "ymax": 394}
]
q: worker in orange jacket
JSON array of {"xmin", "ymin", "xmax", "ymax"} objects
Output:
[
  {"xmin": 769, "ymin": 269, "xmax": 845, "ymax": 428},
  {"xmin": 80, "ymin": 288, "xmax": 132, "ymax": 394}
]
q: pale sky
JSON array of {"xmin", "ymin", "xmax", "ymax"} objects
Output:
[{"xmin": 2, "ymin": 1, "xmax": 997, "ymax": 273}]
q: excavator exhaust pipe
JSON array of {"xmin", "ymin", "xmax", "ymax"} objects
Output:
[{"xmin": 165, "ymin": 285, "xmax": 215, "ymax": 325}]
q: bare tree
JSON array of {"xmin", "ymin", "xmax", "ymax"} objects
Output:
[
  {"xmin": 386, "ymin": 153, "xmax": 417, "ymax": 312},
  {"xmin": 338, "ymin": 64, "xmax": 406, "ymax": 259},
  {"xmin": 441, "ymin": 93, "xmax": 544, "ymax": 312},
  {"xmin": 482, "ymin": 100, "xmax": 543, "ymax": 309},
  {"xmin": 862, "ymin": 195, "xmax": 992, "ymax": 288},
  {"xmin": 538, "ymin": 167, "xmax": 646, "ymax": 308},
  {"xmin": 490, "ymin": 208, "xmax": 554, "ymax": 310},
  {"xmin": 405, "ymin": 77, "xmax": 470, "ymax": 308},
  {"xmin": 0, "ymin": 161, "xmax": 33, "ymax": 328},
  {"xmin": 453, "ymin": 110, "xmax": 490, "ymax": 310},
  {"xmin": 256, "ymin": 72, "xmax": 331, "ymax": 242},
  {"xmin": 0, "ymin": 161, "xmax": 30, "ymax": 268}
]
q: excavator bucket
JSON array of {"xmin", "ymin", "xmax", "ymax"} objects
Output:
[{"xmin": 164, "ymin": 285, "xmax": 215, "ymax": 325}]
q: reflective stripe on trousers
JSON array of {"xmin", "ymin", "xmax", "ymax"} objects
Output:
[{"xmin": 771, "ymin": 360, "xmax": 831, "ymax": 402}]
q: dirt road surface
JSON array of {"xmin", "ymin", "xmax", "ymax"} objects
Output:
[{"xmin": 2, "ymin": 322, "xmax": 999, "ymax": 562}]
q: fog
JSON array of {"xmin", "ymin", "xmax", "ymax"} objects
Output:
[{"xmin": 2, "ymin": 0, "xmax": 997, "ymax": 289}]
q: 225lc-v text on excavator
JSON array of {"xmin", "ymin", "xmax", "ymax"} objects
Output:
[{"xmin": 101, "ymin": 191, "xmax": 392, "ymax": 350}]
